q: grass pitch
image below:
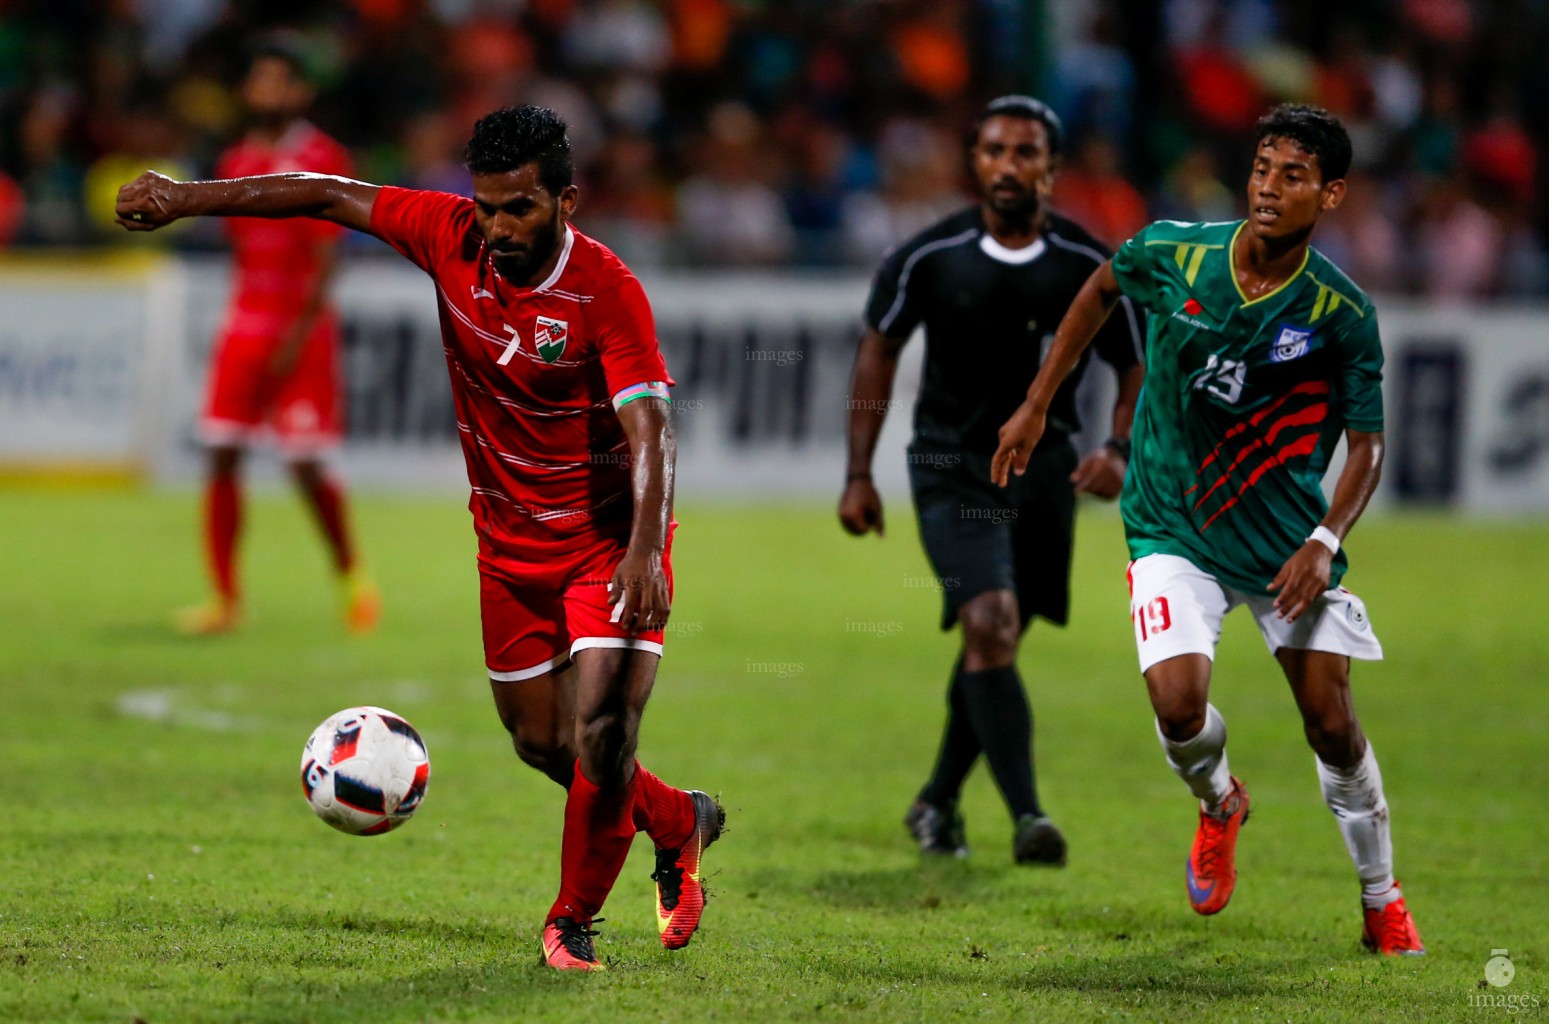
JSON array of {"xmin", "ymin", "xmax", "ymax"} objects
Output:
[{"xmin": 2, "ymin": 489, "xmax": 1546, "ymax": 1023}]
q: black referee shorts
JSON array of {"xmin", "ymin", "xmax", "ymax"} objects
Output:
[{"xmin": 907, "ymin": 439, "xmax": 1078, "ymax": 632}]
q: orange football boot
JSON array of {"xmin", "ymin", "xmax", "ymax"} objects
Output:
[
  {"xmin": 652, "ymin": 791, "xmax": 725, "ymax": 949},
  {"xmin": 1361, "ymin": 885, "xmax": 1425, "ymax": 956},
  {"xmin": 541, "ymin": 917, "xmax": 606, "ymax": 971},
  {"xmin": 1186, "ymin": 777, "xmax": 1250, "ymax": 915}
]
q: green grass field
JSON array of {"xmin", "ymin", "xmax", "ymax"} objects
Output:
[{"xmin": 2, "ymin": 489, "xmax": 1546, "ymax": 1023}]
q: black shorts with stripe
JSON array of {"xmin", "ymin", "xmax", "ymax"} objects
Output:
[{"xmin": 908, "ymin": 439, "xmax": 1078, "ymax": 631}]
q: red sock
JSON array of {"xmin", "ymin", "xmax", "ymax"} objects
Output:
[
  {"xmin": 205, "ymin": 474, "xmax": 242, "ymax": 603},
  {"xmin": 303, "ymin": 474, "xmax": 355, "ymax": 573},
  {"xmin": 631, "ymin": 762, "xmax": 695, "ymax": 850},
  {"xmin": 547, "ymin": 760, "xmax": 638, "ymax": 924}
]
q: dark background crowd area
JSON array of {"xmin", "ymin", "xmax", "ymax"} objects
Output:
[{"xmin": 2, "ymin": 0, "xmax": 1547, "ymax": 297}]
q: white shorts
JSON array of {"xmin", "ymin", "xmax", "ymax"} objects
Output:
[{"xmin": 1126, "ymin": 553, "xmax": 1383, "ymax": 674}]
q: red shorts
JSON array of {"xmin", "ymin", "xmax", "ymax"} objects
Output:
[
  {"xmin": 200, "ymin": 305, "xmax": 342, "ymax": 456},
  {"xmin": 480, "ymin": 526, "xmax": 674, "ymax": 681}
]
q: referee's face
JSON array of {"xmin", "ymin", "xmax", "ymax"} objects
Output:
[{"xmin": 971, "ymin": 115, "xmax": 1055, "ymax": 218}]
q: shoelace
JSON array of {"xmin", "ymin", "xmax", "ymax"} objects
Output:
[
  {"xmin": 552, "ymin": 917, "xmax": 604, "ymax": 960},
  {"xmin": 1195, "ymin": 795, "xmax": 1239, "ymax": 877},
  {"xmin": 1372, "ymin": 905, "xmax": 1411, "ymax": 948},
  {"xmin": 651, "ymin": 848, "xmax": 685, "ymax": 911}
]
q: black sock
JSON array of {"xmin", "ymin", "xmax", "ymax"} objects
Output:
[
  {"xmin": 918, "ymin": 659, "xmax": 980, "ymax": 808},
  {"xmin": 959, "ymin": 665, "xmax": 1041, "ymax": 819}
]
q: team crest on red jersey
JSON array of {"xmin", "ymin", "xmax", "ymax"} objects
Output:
[{"xmin": 534, "ymin": 316, "xmax": 569, "ymax": 363}]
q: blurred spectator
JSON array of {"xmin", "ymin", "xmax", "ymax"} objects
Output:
[
  {"xmin": 399, "ymin": 112, "xmax": 468, "ymax": 195},
  {"xmin": 1153, "ymin": 145, "xmax": 1235, "ymax": 223},
  {"xmin": 16, "ymin": 88, "xmax": 89, "ymax": 245},
  {"xmin": 0, "ymin": 0, "xmax": 1544, "ymax": 295},
  {"xmin": 1415, "ymin": 176, "xmax": 1503, "ymax": 299},
  {"xmin": 675, "ymin": 102, "xmax": 793, "ymax": 265},
  {"xmin": 1174, "ymin": 12, "xmax": 1267, "ymax": 136},
  {"xmin": 841, "ymin": 117, "xmax": 962, "ymax": 264},
  {"xmin": 1051, "ymin": 134, "xmax": 1149, "ymax": 248},
  {"xmin": 0, "ymin": 170, "xmax": 23, "ymax": 249},
  {"xmin": 1313, "ymin": 171, "xmax": 1402, "ymax": 294},
  {"xmin": 580, "ymin": 130, "xmax": 675, "ymax": 266}
]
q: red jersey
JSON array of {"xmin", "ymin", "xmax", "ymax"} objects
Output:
[
  {"xmin": 217, "ymin": 121, "xmax": 352, "ymax": 321},
  {"xmin": 368, "ymin": 186, "xmax": 671, "ymax": 559}
]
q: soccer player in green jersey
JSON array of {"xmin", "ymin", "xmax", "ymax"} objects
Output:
[{"xmin": 990, "ymin": 105, "xmax": 1423, "ymax": 955}]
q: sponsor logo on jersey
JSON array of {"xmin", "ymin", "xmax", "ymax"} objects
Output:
[
  {"xmin": 534, "ymin": 316, "xmax": 569, "ymax": 363},
  {"xmin": 471, "ymin": 284, "xmax": 495, "ymax": 301},
  {"xmin": 1270, "ymin": 323, "xmax": 1313, "ymax": 363},
  {"xmin": 1171, "ymin": 297, "xmax": 1213, "ymax": 331}
]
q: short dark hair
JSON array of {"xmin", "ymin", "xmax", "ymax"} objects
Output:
[
  {"xmin": 969, "ymin": 95, "xmax": 1064, "ymax": 157},
  {"xmin": 249, "ymin": 36, "xmax": 311, "ymax": 85},
  {"xmin": 1253, "ymin": 104, "xmax": 1352, "ymax": 182},
  {"xmin": 464, "ymin": 106, "xmax": 574, "ymax": 195}
]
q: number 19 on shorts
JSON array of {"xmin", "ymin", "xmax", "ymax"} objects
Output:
[{"xmin": 1134, "ymin": 596, "xmax": 1172, "ymax": 641}]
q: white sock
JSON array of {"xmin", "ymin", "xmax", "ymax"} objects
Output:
[
  {"xmin": 1157, "ymin": 704, "xmax": 1233, "ymax": 814},
  {"xmin": 1316, "ymin": 743, "xmax": 1398, "ymax": 907}
]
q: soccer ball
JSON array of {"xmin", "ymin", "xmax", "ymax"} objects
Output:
[{"xmin": 300, "ymin": 706, "xmax": 431, "ymax": 836}]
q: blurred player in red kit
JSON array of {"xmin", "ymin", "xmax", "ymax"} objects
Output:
[
  {"xmin": 183, "ymin": 41, "xmax": 379, "ymax": 635},
  {"xmin": 116, "ymin": 105, "xmax": 723, "ymax": 970}
]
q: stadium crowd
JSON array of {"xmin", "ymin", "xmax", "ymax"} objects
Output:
[{"xmin": 2, "ymin": 0, "xmax": 1546, "ymax": 296}]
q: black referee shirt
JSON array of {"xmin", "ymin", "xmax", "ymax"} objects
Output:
[{"xmin": 864, "ymin": 207, "xmax": 1143, "ymax": 455}]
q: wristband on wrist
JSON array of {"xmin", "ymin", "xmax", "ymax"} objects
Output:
[
  {"xmin": 1308, "ymin": 525, "xmax": 1340, "ymax": 554},
  {"xmin": 1103, "ymin": 436, "xmax": 1131, "ymax": 461},
  {"xmin": 846, "ymin": 472, "xmax": 872, "ymax": 483}
]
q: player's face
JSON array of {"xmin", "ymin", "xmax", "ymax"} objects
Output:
[
  {"xmin": 971, "ymin": 116, "xmax": 1055, "ymax": 217},
  {"xmin": 472, "ymin": 165, "xmax": 579, "ymax": 282},
  {"xmin": 242, "ymin": 57, "xmax": 312, "ymax": 122},
  {"xmin": 1246, "ymin": 137, "xmax": 1346, "ymax": 241}
]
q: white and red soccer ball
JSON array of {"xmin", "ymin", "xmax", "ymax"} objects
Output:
[{"xmin": 300, "ymin": 706, "xmax": 431, "ymax": 835}]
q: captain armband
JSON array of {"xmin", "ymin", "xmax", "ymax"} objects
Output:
[{"xmin": 612, "ymin": 381, "xmax": 671, "ymax": 410}]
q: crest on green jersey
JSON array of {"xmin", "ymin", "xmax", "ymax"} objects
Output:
[{"xmin": 1270, "ymin": 323, "xmax": 1312, "ymax": 363}]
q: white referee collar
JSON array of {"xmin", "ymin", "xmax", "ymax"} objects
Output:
[{"xmin": 978, "ymin": 233, "xmax": 1047, "ymax": 265}]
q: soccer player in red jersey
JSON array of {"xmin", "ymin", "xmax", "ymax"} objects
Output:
[
  {"xmin": 115, "ymin": 105, "xmax": 723, "ymax": 971},
  {"xmin": 185, "ymin": 42, "xmax": 378, "ymax": 635}
]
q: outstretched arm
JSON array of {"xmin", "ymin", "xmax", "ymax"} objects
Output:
[
  {"xmin": 838, "ymin": 327, "xmax": 908, "ymax": 537},
  {"xmin": 609, "ymin": 396, "xmax": 675, "ymax": 634},
  {"xmin": 1269, "ymin": 429, "xmax": 1384, "ymax": 622},
  {"xmin": 115, "ymin": 170, "xmax": 379, "ymax": 234},
  {"xmin": 991, "ymin": 259, "xmax": 1125, "ymax": 486}
]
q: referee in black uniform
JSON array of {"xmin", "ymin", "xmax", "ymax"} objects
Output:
[{"xmin": 839, "ymin": 95, "xmax": 1144, "ymax": 864}]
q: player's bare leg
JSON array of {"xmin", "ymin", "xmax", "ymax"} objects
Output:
[
  {"xmin": 488, "ymin": 662, "xmax": 578, "ymax": 787},
  {"xmin": 1278, "ymin": 649, "xmax": 1422, "ymax": 954},
  {"xmin": 177, "ymin": 445, "xmax": 245, "ymax": 635},
  {"xmin": 289, "ymin": 457, "xmax": 378, "ymax": 633},
  {"xmin": 1146, "ymin": 653, "xmax": 1249, "ymax": 915}
]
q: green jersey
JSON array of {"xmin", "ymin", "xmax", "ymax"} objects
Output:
[{"xmin": 1109, "ymin": 219, "xmax": 1384, "ymax": 596}]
